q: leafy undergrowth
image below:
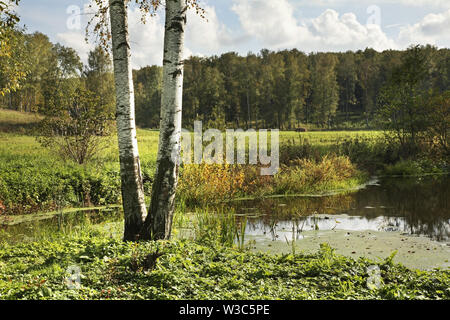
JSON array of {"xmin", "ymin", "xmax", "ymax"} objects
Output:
[
  {"xmin": 0, "ymin": 157, "xmax": 121, "ymax": 215},
  {"xmin": 0, "ymin": 235, "xmax": 448, "ymax": 300},
  {"xmin": 382, "ymin": 159, "xmax": 448, "ymax": 177}
]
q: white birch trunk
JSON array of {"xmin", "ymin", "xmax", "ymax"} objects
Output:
[
  {"xmin": 141, "ymin": 0, "xmax": 186, "ymax": 240},
  {"xmin": 109, "ymin": 0, "xmax": 147, "ymax": 241}
]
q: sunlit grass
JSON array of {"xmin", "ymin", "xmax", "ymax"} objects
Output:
[
  {"xmin": 0, "ymin": 126, "xmax": 383, "ymax": 167},
  {"xmin": 0, "ymin": 109, "xmax": 42, "ymax": 127}
]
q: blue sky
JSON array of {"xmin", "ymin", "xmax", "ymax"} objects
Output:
[{"xmin": 15, "ymin": 0, "xmax": 450, "ymax": 68}]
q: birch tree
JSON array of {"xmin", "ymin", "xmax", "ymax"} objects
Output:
[
  {"xmin": 141, "ymin": 0, "xmax": 187, "ymax": 240},
  {"xmin": 109, "ymin": 0, "xmax": 147, "ymax": 241},
  {"xmin": 91, "ymin": 0, "xmax": 201, "ymax": 241}
]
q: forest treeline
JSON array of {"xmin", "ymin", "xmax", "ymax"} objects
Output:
[
  {"xmin": 1, "ymin": 30, "xmax": 449, "ymax": 131},
  {"xmin": 135, "ymin": 46, "xmax": 450, "ymax": 130},
  {"xmin": 0, "ymin": 31, "xmax": 115, "ymax": 117}
]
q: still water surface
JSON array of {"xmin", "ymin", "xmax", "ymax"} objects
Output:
[
  {"xmin": 229, "ymin": 176, "xmax": 449, "ymax": 243},
  {"xmin": 1, "ymin": 176, "xmax": 448, "ymax": 244}
]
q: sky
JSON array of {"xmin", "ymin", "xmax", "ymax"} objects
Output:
[{"xmin": 15, "ymin": 0, "xmax": 450, "ymax": 68}]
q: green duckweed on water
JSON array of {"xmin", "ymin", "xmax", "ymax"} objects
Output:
[{"xmin": 247, "ymin": 229, "xmax": 450, "ymax": 271}]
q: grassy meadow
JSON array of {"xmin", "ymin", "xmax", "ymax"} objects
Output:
[{"xmin": 0, "ymin": 109, "xmax": 385, "ymax": 215}]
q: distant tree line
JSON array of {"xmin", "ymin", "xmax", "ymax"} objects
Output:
[
  {"xmin": 134, "ymin": 46, "xmax": 449, "ymax": 130},
  {"xmin": 0, "ymin": 30, "xmax": 115, "ymax": 163},
  {"xmin": 0, "ymin": 32, "xmax": 114, "ymax": 115},
  {"xmin": 1, "ymin": 29, "xmax": 449, "ymax": 133}
]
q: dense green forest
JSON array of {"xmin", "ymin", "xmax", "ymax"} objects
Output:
[
  {"xmin": 2, "ymin": 30, "xmax": 449, "ymax": 131},
  {"xmin": 138, "ymin": 46, "xmax": 450, "ymax": 130}
]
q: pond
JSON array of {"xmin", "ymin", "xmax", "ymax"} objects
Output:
[
  {"xmin": 0, "ymin": 206, "xmax": 122, "ymax": 244},
  {"xmin": 1, "ymin": 176, "xmax": 449, "ymax": 269},
  {"xmin": 2, "ymin": 176, "xmax": 449, "ymax": 243},
  {"xmin": 225, "ymin": 175, "xmax": 450, "ymax": 270},
  {"xmin": 229, "ymin": 175, "xmax": 450, "ymax": 243}
]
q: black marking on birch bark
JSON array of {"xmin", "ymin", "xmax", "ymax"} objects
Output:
[
  {"xmin": 172, "ymin": 16, "xmax": 185, "ymax": 23},
  {"xmin": 168, "ymin": 21, "xmax": 184, "ymax": 33},
  {"xmin": 116, "ymin": 42, "xmax": 130, "ymax": 50},
  {"xmin": 112, "ymin": 57, "xmax": 127, "ymax": 62},
  {"xmin": 169, "ymin": 69, "xmax": 182, "ymax": 79},
  {"xmin": 163, "ymin": 59, "xmax": 172, "ymax": 64},
  {"xmin": 115, "ymin": 109, "xmax": 129, "ymax": 118},
  {"xmin": 116, "ymin": 29, "xmax": 128, "ymax": 37}
]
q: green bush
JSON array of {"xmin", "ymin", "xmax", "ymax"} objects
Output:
[
  {"xmin": 383, "ymin": 160, "xmax": 423, "ymax": 176},
  {"xmin": 274, "ymin": 154, "xmax": 366, "ymax": 195},
  {"xmin": 382, "ymin": 158, "xmax": 447, "ymax": 177},
  {"xmin": 280, "ymin": 135, "xmax": 403, "ymax": 173},
  {"xmin": 0, "ymin": 158, "xmax": 121, "ymax": 215},
  {"xmin": 333, "ymin": 137, "xmax": 401, "ymax": 172}
]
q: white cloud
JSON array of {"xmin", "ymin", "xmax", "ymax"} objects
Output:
[
  {"xmin": 231, "ymin": 0, "xmax": 397, "ymax": 52},
  {"xmin": 398, "ymin": 9, "xmax": 450, "ymax": 47},
  {"xmin": 298, "ymin": 0, "xmax": 450, "ymax": 9},
  {"xmin": 185, "ymin": 4, "xmax": 234, "ymax": 57},
  {"xmin": 307, "ymin": 10, "xmax": 397, "ymax": 51},
  {"xmin": 56, "ymin": 3, "xmax": 235, "ymax": 68},
  {"xmin": 128, "ymin": 8, "xmax": 165, "ymax": 68},
  {"xmin": 56, "ymin": 31, "xmax": 94, "ymax": 62},
  {"xmin": 231, "ymin": 0, "xmax": 302, "ymax": 48}
]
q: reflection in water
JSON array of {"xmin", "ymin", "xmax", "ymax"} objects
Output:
[
  {"xmin": 0, "ymin": 207, "xmax": 122, "ymax": 244},
  {"xmin": 230, "ymin": 176, "xmax": 450, "ymax": 242},
  {"xmin": 1, "ymin": 176, "xmax": 448, "ymax": 244}
]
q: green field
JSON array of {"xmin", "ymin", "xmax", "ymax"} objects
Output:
[
  {"xmin": 2, "ymin": 108, "xmax": 447, "ymax": 217},
  {"xmin": 0, "ymin": 109, "xmax": 384, "ymax": 215},
  {"xmin": 0, "ymin": 109, "xmax": 381, "ymax": 161}
]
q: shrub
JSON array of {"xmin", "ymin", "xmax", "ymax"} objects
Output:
[
  {"xmin": 37, "ymin": 86, "xmax": 114, "ymax": 165},
  {"xmin": 177, "ymin": 154, "xmax": 365, "ymax": 204},
  {"xmin": 279, "ymin": 138, "xmax": 320, "ymax": 165},
  {"xmin": 274, "ymin": 154, "xmax": 364, "ymax": 194},
  {"xmin": 177, "ymin": 164, "xmax": 247, "ymax": 205},
  {"xmin": 0, "ymin": 158, "xmax": 121, "ymax": 215},
  {"xmin": 383, "ymin": 160, "xmax": 423, "ymax": 176}
]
